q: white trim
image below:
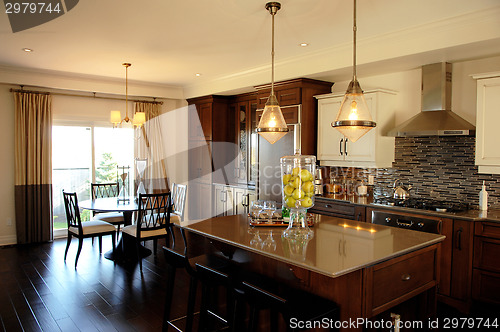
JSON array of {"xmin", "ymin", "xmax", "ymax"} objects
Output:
[
  {"xmin": 53, "ymin": 228, "xmax": 68, "ymax": 239},
  {"xmin": 0, "ymin": 235, "xmax": 17, "ymax": 246}
]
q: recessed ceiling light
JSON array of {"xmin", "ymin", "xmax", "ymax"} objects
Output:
[
  {"xmin": 195, "ymin": 73, "xmax": 202, "ymax": 77},
  {"xmin": 22, "ymin": 48, "xmax": 33, "ymax": 52},
  {"xmin": 299, "ymin": 43, "xmax": 309, "ymax": 47}
]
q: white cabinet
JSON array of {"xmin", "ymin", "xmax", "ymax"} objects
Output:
[
  {"xmin": 316, "ymin": 89, "xmax": 396, "ymax": 168},
  {"xmin": 213, "ymin": 184, "xmax": 256, "ymax": 217},
  {"xmin": 473, "ymin": 73, "xmax": 500, "ymax": 174}
]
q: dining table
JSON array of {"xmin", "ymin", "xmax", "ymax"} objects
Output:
[{"xmin": 79, "ymin": 197, "xmax": 151, "ymax": 261}]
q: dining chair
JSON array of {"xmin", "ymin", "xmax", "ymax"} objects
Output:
[
  {"xmin": 170, "ymin": 183, "xmax": 187, "ymax": 225},
  {"xmin": 122, "ymin": 192, "xmax": 172, "ymax": 271},
  {"xmin": 91, "ymin": 182, "xmax": 126, "ymax": 231},
  {"xmin": 62, "ymin": 191, "xmax": 116, "ymax": 267}
]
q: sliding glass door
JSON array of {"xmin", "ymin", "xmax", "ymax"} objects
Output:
[{"xmin": 52, "ymin": 125, "xmax": 134, "ymax": 232}]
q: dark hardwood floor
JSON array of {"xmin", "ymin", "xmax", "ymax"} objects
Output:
[
  {"xmin": 1, "ymin": 232, "xmax": 499, "ymax": 332},
  {"xmin": 0, "ymin": 233, "xmax": 197, "ymax": 332}
]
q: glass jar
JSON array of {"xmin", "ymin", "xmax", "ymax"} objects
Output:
[{"xmin": 280, "ymin": 151, "xmax": 316, "ymax": 239}]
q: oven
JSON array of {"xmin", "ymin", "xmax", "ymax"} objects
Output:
[{"xmin": 367, "ymin": 208, "xmax": 444, "ymax": 234}]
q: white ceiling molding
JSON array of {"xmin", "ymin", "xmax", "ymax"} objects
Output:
[{"xmin": 0, "ymin": 65, "xmax": 185, "ymax": 100}]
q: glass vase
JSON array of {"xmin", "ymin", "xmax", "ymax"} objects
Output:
[{"xmin": 280, "ymin": 151, "xmax": 316, "ymax": 239}]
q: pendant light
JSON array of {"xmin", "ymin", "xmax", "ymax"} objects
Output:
[
  {"xmin": 331, "ymin": 0, "xmax": 376, "ymax": 142},
  {"xmin": 256, "ymin": 2, "xmax": 289, "ymax": 145},
  {"xmin": 110, "ymin": 63, "xmax": 146, "ymax": 128}
]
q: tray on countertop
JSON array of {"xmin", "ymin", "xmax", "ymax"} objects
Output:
[{"xmin": 248, "ymin": 214, "xmax": 315, "ymax": 227}]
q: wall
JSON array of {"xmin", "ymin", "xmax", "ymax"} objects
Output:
[
  {"xmin": 0, "ymin": 86, "xmax": 16, "ymax": 245},
  {"xmin": 0, "ymin": 69, "xmax": 188, "ymax": 245}
]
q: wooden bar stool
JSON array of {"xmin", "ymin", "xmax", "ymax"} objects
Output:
[
  {"xmin": 162, "ymin": 229, "xmax": 234, "ymax": 332},
  {"xmin": 234, "ymin": 279, "xmax": 339, "ymax": 331}
]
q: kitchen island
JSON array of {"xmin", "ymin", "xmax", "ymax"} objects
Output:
[{"xmin": 184, "ymin": 214, "xmax": 445, "ymax": 330}]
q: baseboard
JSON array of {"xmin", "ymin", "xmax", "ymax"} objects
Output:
[{"xmin": 0, "ymin": 235, "xmax": 17, "ymax": 246}]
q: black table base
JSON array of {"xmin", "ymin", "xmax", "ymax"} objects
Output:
[{"xmin": 104, "ymin": 234, "xmax": 152, "ymax": 262}]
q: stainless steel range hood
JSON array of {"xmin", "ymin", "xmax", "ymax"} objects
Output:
[{"xmin": 388, "ymin": 62, "xmax": 475, "ymax": 137}]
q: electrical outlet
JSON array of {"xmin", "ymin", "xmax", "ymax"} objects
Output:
[{"xmin": 6, "ymin": 218, "xmax": 12, "ymax": 226}]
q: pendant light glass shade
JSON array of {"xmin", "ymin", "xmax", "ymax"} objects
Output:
[
  {"xmin": 256, "ymin": 2, "xmax": 288, "ymax": 144},
  {"xmin": 332, "ymin": 0, "xmax": 375, "ymax": 142},
  {"xmin": 333, "ymin": 79, "xmax": 376, "ymax": 142},
  {"xmin": 257, "ymin": 93, "xmax": 288, "ymax": 144}
]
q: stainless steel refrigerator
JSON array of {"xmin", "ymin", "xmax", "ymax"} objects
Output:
[{"xmin": 257, "ymin": 107, "xmax": 301, "ymax": 203}]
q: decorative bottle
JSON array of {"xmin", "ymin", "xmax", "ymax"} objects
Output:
[{"xmin": 479, "ymin": 181, "xmax": 488, "ymax": 211}]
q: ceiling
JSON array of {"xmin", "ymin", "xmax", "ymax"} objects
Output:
[{"xmin": 1, "ymin": 0, "xmax": 500, "ymax": 98}]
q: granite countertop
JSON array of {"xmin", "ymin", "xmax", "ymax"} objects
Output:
[
  {"xmin": 184, "ymin": 214, "xmax": 445, "ymax": 278},
  {"xmin": 315, "ymin": 194, "xmax": 500, "ymax": 222}
]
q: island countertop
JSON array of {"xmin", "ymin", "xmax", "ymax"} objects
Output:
[{"xmin": 184, "ymin": 214, "xmax": 445, "ymax": 278}]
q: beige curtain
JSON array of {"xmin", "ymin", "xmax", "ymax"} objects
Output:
[
  {"xmin": 135, "ymin": 102, "xmax": 169, "ymax": 193},
  {"xmin": 14, "ymin": 91, "xmax": 53, "ymax": 244}
]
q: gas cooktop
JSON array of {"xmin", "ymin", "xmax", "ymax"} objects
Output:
[{"xmin": 374, "ymin": 197, "xmax": 469, "ymax": 213}]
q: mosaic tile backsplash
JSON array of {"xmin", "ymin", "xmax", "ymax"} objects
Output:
[{"xmin": 326, "ymin": 136, "xmax": 500, "ymax": 209}]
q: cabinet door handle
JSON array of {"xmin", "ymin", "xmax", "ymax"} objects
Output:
[
  {"xmin": 325, "ymin": 204, "xmax": 333, "ymax": 209},
  {"xmin": 339, "ymin": 138, "xmax": 344, "ymax": 156},
  {"xmin": 456, "ymin": 227, "xmax": 463, "ymax": 250},
  {"xmin": 401, "ymin": 274, "xmax": 411, "ymax": 281},
  {"xmin": 344, "ymin": 138, "xmax": 348, "ymax": 156},
  {"xmin": 242, "ymin": 194, "xmax": 249, "ymax": 207},
  {"xmin": 356, "ymin": 212, "xmax": 362, "ymax": 221}
]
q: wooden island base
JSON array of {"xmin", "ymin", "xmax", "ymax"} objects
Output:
[{"xmin": 183, "ymin": 215, "xmax": 443, "ymax": 331}]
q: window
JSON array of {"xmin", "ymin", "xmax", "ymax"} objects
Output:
[{"xmin": 52, "ymin": 125, "xmax": 134, "ymax": 232}]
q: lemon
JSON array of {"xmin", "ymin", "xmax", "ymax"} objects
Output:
[
  {"xmin": 284, "ymin": 184, "xmax": 294, "ymax": 196},
  {"xmin": 302, "ymin": 181, "xmax": 314, "ymax": 193},
  {"xmin": 301, "ymin": 197, "xmax": 313, "ymax": 208},
  {"xmin": 300, "ymin": 169, "xmax": 312, "ymax": 182},
  {"xmin": 292, "ymin": 167, "xmax": 301, "ymax": 176},
  {"xmin": 285, "ymin": 196, "xmax": 296, "ymax": 208},
  {"xmin": 282, "ymin": 174, "xmax": 292, "ymax": 185},
  {"xmin": 292, "ymin": 189, "xmax": 305, "ymax": 200},
  {"xmin": 290, "ymin": 176, "xmax": 301, "ymax": 188}
]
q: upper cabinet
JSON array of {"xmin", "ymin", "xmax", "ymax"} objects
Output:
[
  {"xmin": 255, "ymin": 78, "xmax": 332, "ymax": 156},
  {"xmin": 315, "ymin": 89, "xmax": 397, "ymax": 168},
  {"xmin": 473, "ymin": 73, "xmax": 500, "ymax": 174}
]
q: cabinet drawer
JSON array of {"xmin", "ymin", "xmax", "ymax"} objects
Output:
[
  {"xmin": 475, "ymin": 221, "xmax": 500, "ymax": 238},
  {"xmin": 310, "ymin": 199, "xmax": 355, "ymax": 217},
  {"xmin": 474, "ymin": 236, "xmax": 500, "ymax": 272},
  {"xmin": 472, "ymin": 269, "xmax": 500, "ymax": 304},
  {"xmin": 370, "ymin": 249, "xmax": 436, "ymax": 314}
]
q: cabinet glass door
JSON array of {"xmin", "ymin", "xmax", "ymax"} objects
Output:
[
  {"xmin": 236, "ymin": 102, "xmax": 248, "ymax": 184},
  {"xmin": 249, "ymin": 101, "xmax": 258, "ymax": 185}
]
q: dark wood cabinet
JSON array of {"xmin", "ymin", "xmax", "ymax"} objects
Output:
[
  {"xmin": 187, "ymin": 95, "xmax": 233, "ymax": 220},
  {"xmin": 309, "ymin": 197, "xmax": 365, "ymax": 221},
  {"xmin": 366, "ymin": 207, "xmax": 473, "ymax": 313},
  {"xmin": 439, "ymin": 218, "xmax": 474, "ymax": 312},
  {"xmin": 187, "ymin": 78, "xmax": 332, "ymax": 219},
  {"xmin": 473, "ymin": 221, "xmax": 500, "ymax": 304},
  {"xmin": 229, "ymin": 92, "xmax": 258, "ymax": 186}
]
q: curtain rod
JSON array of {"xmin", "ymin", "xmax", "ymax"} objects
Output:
[{"xmin": 9, "ymin": 87, "xmax": 164, "ymax": 105}]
